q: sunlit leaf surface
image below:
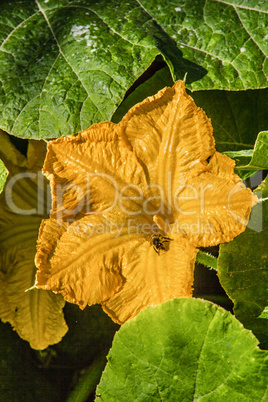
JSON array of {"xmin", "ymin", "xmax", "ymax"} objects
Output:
[
  {"xmin": 141, "ymin": 0, "xmax": 268, "ymax": 90},
  {"xmin": 0, "ymin": 0, "xmax": 266, "ymax": 139}
]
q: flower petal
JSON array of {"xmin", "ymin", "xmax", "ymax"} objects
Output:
[
  {"xmin": 35, "ymin": 214, "xmax": 148, "ymax": 307},
  {"xmin": 0, "ymin": 247, "xmax": 67, "ymax": 350},
  {"xmin": 102, "ymin": 235, "xmax": 197, "ymax": 324},
  {"xmin": 119, "ymin": 81, "xmax": 215, "ymax": 191},
  {"xmin": 43, "ymin": 122, "xmax": 147, "ymax": 220},
  {"xmin": 0, "ymin": 132, "xmax": 68, "ymax": 349},
  {"xmin": 171, "ymin": 152, "xmax": 258, "ymax": 246},
  {"xmin": 34, "ymin": 81, "xmax": 258, "ymax": 326}
]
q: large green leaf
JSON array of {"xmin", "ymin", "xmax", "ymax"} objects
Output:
[
  {"xmin": 224, "ymin": 131, "xmax": 268, "ymax": 178},
  {"xmin": 191, "ymin": 90, "xmax": 268, "ymax": 152},
  {"xmin": 96, "ymin": 298, "xmax": 268, "ymax": 401},
  {"xmin": 113, "ymin": 66, "xmax": 268, "ymax": 153},
  {"xmin": 218, "ymin": 176, "xmax": 268, "ymax": 342},
  {"xmin": 0, "ymin": 1, "xmax": 267, "ymax": 140},
  {"xmin": 0, "ymin": 0, "xmax": 186, "ymax": 139},
  {"xmin": 140, "ymin": 0, "xmax": 268, "ymax": 90}
]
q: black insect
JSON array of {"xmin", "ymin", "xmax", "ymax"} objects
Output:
[{"xmin": 151, "ymin": 234, "xmax": 173, "ymax": 255}]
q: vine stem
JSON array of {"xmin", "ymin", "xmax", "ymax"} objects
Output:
[
  {"xmin": 196, "ymin": 251, "xmax": 218, "ymax": 270},
  {"xmin": 66, "ymin": 351, "xmax": 107, "ymax": 402}
]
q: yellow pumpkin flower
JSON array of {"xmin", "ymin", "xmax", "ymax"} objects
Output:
[
  {"xmin": 35, "ymin": 81, "xmax": 257, "ymax": 324},
  {"xmin": 0, "ymin": 131, "xmax": 67, "ymax": 349}
]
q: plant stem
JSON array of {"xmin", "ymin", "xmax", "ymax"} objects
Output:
[
  {"xmin": 196, "ymin": 251, "xmax": 217, "ymax": 270},
  {"xmin": 66, "ymin": 351, "xmax": 107, "ymax": 402}
]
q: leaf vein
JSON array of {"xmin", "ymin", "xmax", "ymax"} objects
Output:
[{"xmin": 35, "ymin": 0, "xmax": 105, "ymax": 119}]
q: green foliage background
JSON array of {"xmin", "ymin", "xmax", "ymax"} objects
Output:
[{"xmin": 0, "ymin": 1, "xmax": 267, "ymax": 400}]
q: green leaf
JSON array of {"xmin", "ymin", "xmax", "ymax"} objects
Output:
[
  {"xmin": 191, "ymin": 89, "xmax": 268, "ymax": 152},
  {"xmin": 113, "ymin": 67, "xmax": 268, "ymax": 153},
  {"xmin": 224, "ymin": 131, "xmax": 268, "ymax": 178},
  {"xmin": 248, "ymin": 318, "xmax": 268, "ymax": 350},
  {"xmin": 259, "ymin": 307, "xmax": 268, "ymax": 320},
  {"xmin": 0, "ymin": 0, "xmax": 187, "ymax": 139},
  {"xmin": 1, "ymin": 1, "xmax": 267, "ymax": 140},
  {"xmin": 217, "ymin": 176, "xmax": 268, "ymax": 327},
  {"xmin": 140, "ymin": 0, "xmax": 268, "ymax": 90},
  {"xmin": 0, "ymin": 160, "xmax": 8, "ymax": 193},
  {"xmin": 96, "ymin": 298, "xmax": 268, "ymax": 401}
]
